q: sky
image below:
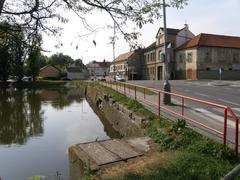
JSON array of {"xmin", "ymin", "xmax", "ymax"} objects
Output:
[{"xmin": 42, "ymin": 0, "xmax": 240, "ymax": 64}]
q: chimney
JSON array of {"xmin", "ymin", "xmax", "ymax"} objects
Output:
[{"xmin": 184, "ymin": 23, "xmax": 189, "ymax": 30}]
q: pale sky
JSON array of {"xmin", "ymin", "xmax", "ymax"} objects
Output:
[{"xmin": 42, "ymin": 0, "xmax": 240, "ymax": 64}]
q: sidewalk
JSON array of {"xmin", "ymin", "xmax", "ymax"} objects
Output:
[{"xmin": 209, "ymin": 80, "xmax": 240, "ymax": 86}]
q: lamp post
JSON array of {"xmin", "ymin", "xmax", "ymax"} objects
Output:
[
  {"xmin": 81, "ymin": 50, "xmax": 88, "ymax": 64},
  {"xmin": 112, "ymin": 22, "xmax": 116, "ymax": 79},
  {"xmin": 162, "ymin": 0, "xmax": 171, "ymax": 104}
]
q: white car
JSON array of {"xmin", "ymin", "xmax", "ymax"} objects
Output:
[
  {"xmin": 115, "ymin": 76, "xmax": 125, "ymax": 82},
  {"xmin": 97, "ymin": 76, "xmax": 106, "ymax": 81},
  {"xmin": 22, "ymin": 76, "xmax": 32, "ymax": 81}
]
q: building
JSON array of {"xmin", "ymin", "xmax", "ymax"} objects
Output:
[
  {"xmin": 142, "ymin": 42, "xmax": 156, "ymax": 80},
  {"xmin": 110, "ymin": 49, "xmax": 143, "ymax": 80},
  {"xmin": 67, "ymin": 61, "xmax": 89, "ymax": 80},
  {"xmin": 142, "ymin": 24, "xmax": 194, "ymax": 80},
  {"xmin": 175, "ymin": 33, "xmax": 240, "ymax": 80},
  {"xmin": 39, "ymin": 65, "xmax": 60, "ymax": 79},
  {"xmin": 86, "ymin": 60, "xmax": 111, "ymax": 79}
]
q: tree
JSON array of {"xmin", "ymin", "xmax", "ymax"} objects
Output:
[
  {"xmin": 0, "ymin": 46, "xmax": 10, "ymax": 81},
  {"xmin": 48, "ymin": 53, "xmax": 74, "ymax": 72},
  {"xmin": 8, "ymin": 26, "xmax": 26, "ymax": 81},
  {"xmin": 27, "ymin": 48, "xmax": 40, "ymax": 81},
  {"xmin": 0, "ymin": 0, "xmax": 188, "ymax": 47},
  {"xmin": 26, "ymin": 33, "xmax": 42, "ymax": 81},
  {"xmin": 0, "ymin": 22, "xmax": 27, "ymax": 81},
  {"xmin": 39, "ymin": 54, "xmax": 48, "ymax": 68}
]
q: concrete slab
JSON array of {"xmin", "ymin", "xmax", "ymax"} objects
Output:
[
  {"xmin": 100, "ymin": 139, "xmax": 141, "ymax": 159},
  {"xmin": 79, "ymin": 142, "xmax": 120, "ymax": 166}
]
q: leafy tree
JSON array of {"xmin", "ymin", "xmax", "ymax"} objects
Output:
[
  {"xmin": 39, "ymin": 54, "xmax": 48, "ymax": 68},
  {"xmin": 0, "ymin": 0, "xmax": 188, "ymax": 47},
  {"xmin": 27, "ymin": 48, "xmax": 41, "ymax": 81},
  {"xmin": 26, "ymin": 33, "xmax": 42, "ymax": 81},
  {"xmin": 0, "ymin": 22, "xmax": 27, "ymax": 81},
  {"xmin": 8, "ymin": 27, "xmax": 26, "ymax": 81},
  {"xmin": 0, "ymin": 46, "xmax": 10, "ymax": 81},
  {"xmin": 48, "ymin": 53, "xmax": 74, "ymax": 72}
]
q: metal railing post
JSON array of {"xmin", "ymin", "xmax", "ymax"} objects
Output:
[
  {"xmin": 124, "ymin": 83, "xmax": 126, "ymax": 95},
  {"xmin": 144, "ymin": 88, "xmax": 146, "ymax": 99},
  {"xmin": 158, "ymin": 92, "xmax": 161, "ymax": 116},
  {"xmin": 135, "ymin": 86, "xmax": 137, "ymax": 100},
  {"xmin": 235, "ymin": 115, "xmax": 239, "ymax": 156},
  {"xmin": 223, "ymin": 108, "xmax": 227, "ymax": 145},
  {"xmin": 182, "ymin": 97, "xmax": 184, "ymax": 119}
]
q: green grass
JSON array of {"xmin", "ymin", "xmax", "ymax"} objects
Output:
[
  {"xmin": 92, "ymin": 82, "xmax": 240, "ymax": 180},
  {"xmin": 111, "ymin": 152, "xmax": 235, "ymax": 180}
]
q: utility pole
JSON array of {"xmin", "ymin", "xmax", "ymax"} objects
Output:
[
  {"xmin": 112, "ymin": 22, "xmax": 116, "ymax": 79},
  {"xmin": 163, "ymin": 0, "xmax": 171, "ymax": 104}
]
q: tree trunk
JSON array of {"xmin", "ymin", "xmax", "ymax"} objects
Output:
[{"xmin": 0, "ymin": 0, "xmax": 6, "ymax": 15}]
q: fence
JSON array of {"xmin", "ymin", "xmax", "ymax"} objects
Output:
[{"xmin": 103, "ymin": 80, "xmax": 239, "ymax": 155}]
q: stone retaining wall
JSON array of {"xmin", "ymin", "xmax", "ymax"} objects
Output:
[{"xmin": 86, "ymin": 86, "xmax": 144, "ymax": 137}]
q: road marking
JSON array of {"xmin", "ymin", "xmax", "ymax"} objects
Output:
[
  {"xmin": 213, "ymin": 108, "xmax": 240, "ymax": 117},
  {"xmin": 194, "ymin": 92, "xmax": 210, "ymax": 97},
  {"xmin": 195, "ymin": 108, "xmax": 235, "ymax": 127},
  {"xmin": 233, "ymin": 108, "xmax": 240, "ymax": 113},
  {"xmin": 218, "ymin": 98, "xmax": 240, "ymax": 107}
]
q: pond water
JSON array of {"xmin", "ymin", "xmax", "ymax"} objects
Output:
[{"xmin": 0, "ymin": 88, "xmax": 118, "ymax": 180}]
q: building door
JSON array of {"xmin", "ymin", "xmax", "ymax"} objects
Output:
[
  {"xmin": 186, "ymin": 68, "xmax": 193, "ymax": 79},
  {"xmin": 157, "ymin": 66, "xmax": 163, "ymax": 80}
]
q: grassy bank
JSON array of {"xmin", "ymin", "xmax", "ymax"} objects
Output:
[{"xmin": 92, "ymin": 82, "xmax": 240, "ymax": 180}]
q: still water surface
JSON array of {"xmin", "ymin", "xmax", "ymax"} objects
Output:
[{"xmin": 0, "ymin": 88, "xmax": 118, "ymax": 180}]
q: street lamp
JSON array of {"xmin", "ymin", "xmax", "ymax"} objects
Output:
[
  {"xmin": 162, "ymin": 0, "xmax": 171, "ymax": 104},
  {"xmin": 112, "ymin": 22, "xmax": 116, "ymax": 79},
  {"xmin": 81, "ymin": 50, "xmax": 88, "ymax": 64}
]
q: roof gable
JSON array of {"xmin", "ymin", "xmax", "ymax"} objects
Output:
[
  {"xmin": 156, "ymin": 27, "xmax": 181, "ymax": 38},
  {"xmin": 114, "ymin": 51, "xmax": 134, "ymax": 62},
  {"xmin": 40, "ymin": 64, "xmax": 60, "ymax": 72}
]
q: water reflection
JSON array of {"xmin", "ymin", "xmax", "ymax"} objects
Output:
[
  {"xmin": 0, "ymin": 88, "xmax": 84, "ymax": 146},
  {"xmin": 0, "ymin": 87, "xmax": 119, "ymax": 180},
  {"xmin": 0, "ymin": 89, "xmax": 43, "ymax": 145}
]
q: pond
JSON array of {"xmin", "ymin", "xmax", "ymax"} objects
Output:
[{"xmin": 0, "ymin": 87, "xmax": 119, "ymax": 180}]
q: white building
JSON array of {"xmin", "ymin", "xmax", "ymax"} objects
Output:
[
  {"xmin": 67, "ymin": 60, "xmax": 89, "ymax": 80},
  {"xmin": 86, "ymin": 60, "xmax": 110, "ymax": 79}
]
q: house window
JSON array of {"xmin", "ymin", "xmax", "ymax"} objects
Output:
[
  {"xmin": 158, "ymin": 50, "xmax": 162, "ymax": 60},
  {"xmin": 179, "ymin": 54, "xmax": 183, "ymax": 64},
  {"xmin": 205, "ymin": 52, "xmax": 211, "ymax": 62},
  {"xmin": 233, "ymin": 53, "xmax": 239, "ymax": 63},
  {"xmin": 187, "ymin": 52, "xmax": 192, "ymax": 62}
]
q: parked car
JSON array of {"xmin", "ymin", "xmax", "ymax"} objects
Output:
[
  {"xmin": 116, "ymin": 76, "xmax": 125, "ymax": 82},
  {"xmin": 97, "ymin": 76, "xmax": 106, "ymax": 81},
  {"xmin": 22, "ymin": 76, "xmax": 32, "ymax": 81},
  {"xmin": 60, "ymin": 77, "xmax": 72, "ymax": 81}
]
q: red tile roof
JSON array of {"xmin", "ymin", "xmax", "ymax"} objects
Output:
[
  {"xmin": 178, "ymin": 33, "xmax": 240, "ymax": 50},
  {"xmin": 114, "ymin": 51, "xmax": 134, "ymax": 62}
]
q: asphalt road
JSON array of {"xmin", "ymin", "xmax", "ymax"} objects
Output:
[{"xmin": 129, "ymin": 80, "xmax": 240, "ymax": 110}]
